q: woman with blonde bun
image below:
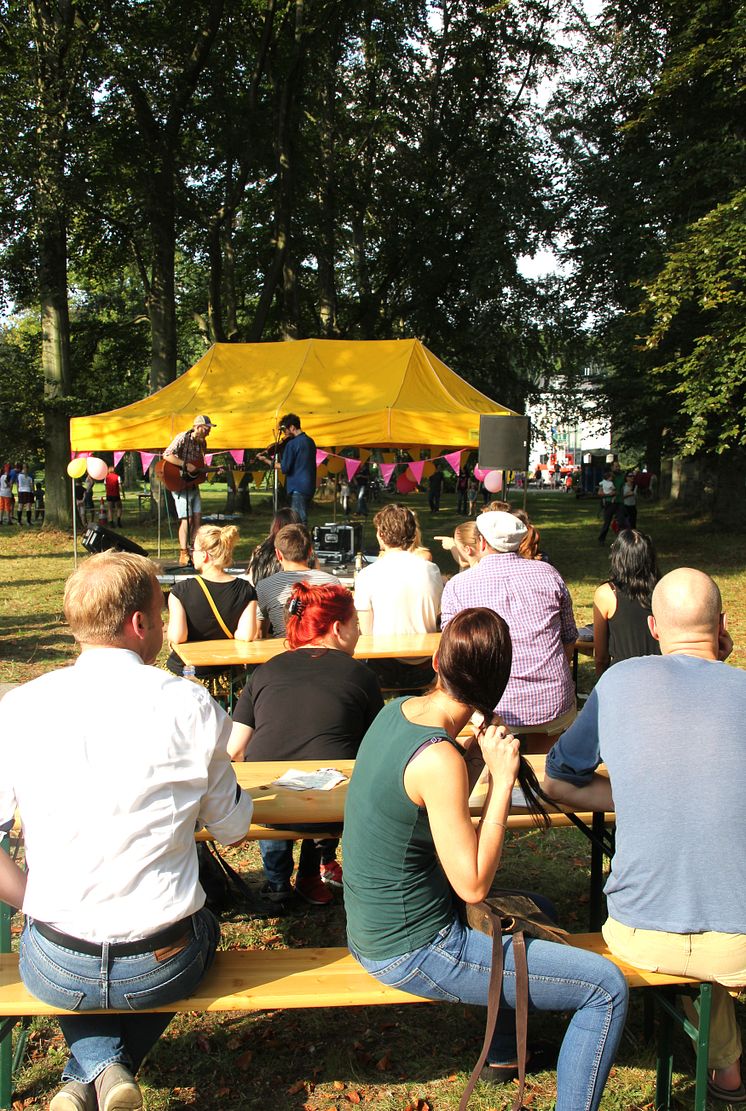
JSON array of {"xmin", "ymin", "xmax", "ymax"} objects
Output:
[{"xmin": 167, "ymin": 524, "xmax": 258, "ymax": 676}]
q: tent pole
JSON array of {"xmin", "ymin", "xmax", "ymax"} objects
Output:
[
  {"xmin": 72, "ymin": 476, "xmax": 78, "ymax": 569},
  {"xmin": 157, "ymin": 472, "xmax": 161, "ymax": 560}
]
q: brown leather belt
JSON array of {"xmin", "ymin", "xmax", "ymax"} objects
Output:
[{"xmin": 32, "ymin": 915, "xmax": 194, "ymax": 958}]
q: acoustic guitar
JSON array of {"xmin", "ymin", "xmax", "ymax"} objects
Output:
[{"xmin": 155, "ymin": 457, "xmax": 228, "ymax": 494}]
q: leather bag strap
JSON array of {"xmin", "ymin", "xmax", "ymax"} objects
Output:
[
  {"xmin": 193, "ymin": 575, "xmax": 234, "ymax": 639},
  {"xmin": 458, "ymin": 906, "xmax": 528, "ymax": 1111}
]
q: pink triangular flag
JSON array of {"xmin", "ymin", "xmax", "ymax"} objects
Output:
[
  {"xmin": 345, "ymin": 458, "xmax": 362, "ymax": 481},
  {"xmin": 316, "ymin": 449, "xmax": 328, "ymax": 467},
  {"xmin": 408, "ymin": 460, "xmax": 426, "ymax": 484},
  {"xmin": 113, "ymin": 451, "xmax": 124, "ymax": 468},
  {"xmin": 229, "ymin": 449, "xmax": 244, "ymax": 465},
  {"xmin": 444, "ymin": 450, "xmax": 462, "ymax": 475},
  {"xmin": 473, "ymin": 465, "xmax": 488, "ymax": 481},
  {"xmin": 203, "ymin": 453, "xmax": 214, "ymax": 466},
  {"xmin": 140, "ymin": 451, "xmax": 156, "ymax": 473},
  {"xmin": 379, "ymin": 463, "xmax": 397, "ymax": 487}
]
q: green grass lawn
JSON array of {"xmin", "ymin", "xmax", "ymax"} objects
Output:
[{"xmin": 1, "ymin": 485, "xmax": 744, "ymax": 1109}]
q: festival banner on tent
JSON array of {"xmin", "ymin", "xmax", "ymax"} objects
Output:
[
  {"xmin": 407, "ymin": 460, "xmax": 426, "ymax": 484},
  {"xmin": 140, "ymin": 451, "xmax": 156, "ymax": 473},
  {"xmin": 229, "ymin": 449, "xmax": 245, "ymax": 465},
  {"xmin": 252, "ymin": 471, "xmax": 265, "ymax": 488},
  {"xmin": 113, "ymin": 451, "xmax": 125, "ymax": 468},
  {"xmin": 379, "ymin": 463, "xmax": 396, "ymax": 486},
  {"xmin": 345, "ymin": 458, "xmax": 362, "ymax": 481},
  {"xmin": 444, "ymin": 450, "xmax": 462, "ymax": 475},
  {"xmin": 315, "ymin": 449, "xmax": 328, "ymax": 467}
]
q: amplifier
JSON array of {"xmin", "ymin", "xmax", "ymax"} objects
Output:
[
  {"xmin": 81, "ymin": 524, "xmax": 148, "ymax": 556},
  {"xmin": 313, "ymin": 522, "xmax": 362, "ymax": 559}
]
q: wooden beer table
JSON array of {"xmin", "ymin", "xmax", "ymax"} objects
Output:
[{"xmin": 174, "ymin": 632, "xmax": 441, "ymax": 670}]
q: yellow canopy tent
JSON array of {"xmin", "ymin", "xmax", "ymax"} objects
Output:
[{"xmin": 69, "ymin": 338, "xmax": 516, "ymax": 451}]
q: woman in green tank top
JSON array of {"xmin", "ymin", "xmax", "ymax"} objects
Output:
[{"xmin": 343, "ymin": 608, "xmax": 628, "ymax": 1110}]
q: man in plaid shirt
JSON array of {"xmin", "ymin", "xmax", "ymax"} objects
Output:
[{"xmin": 441, "ymin": 510, "xmax": 577, "ymax": 751}]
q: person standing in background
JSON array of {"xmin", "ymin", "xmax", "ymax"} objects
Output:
[{"xmin": 276, "ymin": 414, "xmax": 316, "ymax": 525}]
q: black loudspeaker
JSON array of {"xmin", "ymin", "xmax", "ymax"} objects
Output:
[
  {"xmin": 313, "ymin": 522, "xmax": 362, "ymax": 560},
  {"xmin": 82, "ymin": 524, "xmax": 148, "ymax": 556},
  {"xmin": 478, "ymin": 415, "xmax": 531, "ymax": 471}
]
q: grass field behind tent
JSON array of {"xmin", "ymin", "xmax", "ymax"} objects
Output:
[{"xmin": 1, "ymin": 485, "xmax": 744, "ymax": 1109}]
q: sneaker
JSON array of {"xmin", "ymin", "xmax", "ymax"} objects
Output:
[
  {"xmin": 320, "ymin": 860, "xmax": 343, "ymax": 888},
  {"xmin": 295, "ymin": 873, "xmax": 334, "ymax": 905},
  {"xmin": 50, "ymin": 1081, "xmax": 96, "ymax": 1111},
  {"xmin": 260, "ymin": 881, "xmax": 295, "ymax": 909},
  {"xmin": 94, "ymin": 1063, "xmax": 143, "ymax": 1111}
]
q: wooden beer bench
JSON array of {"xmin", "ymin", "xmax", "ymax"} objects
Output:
[{"xmin": 0, "ymin": 934, "xmax": 735, "ymax": 1111}]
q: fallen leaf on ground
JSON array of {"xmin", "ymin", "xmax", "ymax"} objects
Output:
[
  {"xmin": 236, "ymin": 1049, "xmax": 253, "ymax": 1070},
  {"xmin": 288, "ymin": 1080, "xmax": 307, "ymax": 1095},
  {"xmin": 376, "ymin": 1055, "xmax": 390, "ymax": 1071}
]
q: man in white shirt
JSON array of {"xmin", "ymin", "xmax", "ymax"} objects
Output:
[
  {"xmin": 0, "ymin": 551, "xmax": 253, "ymax": 1111},
  {"xmin": 354, "ymin": 504, "xmax": 443, "ymax": 688}
]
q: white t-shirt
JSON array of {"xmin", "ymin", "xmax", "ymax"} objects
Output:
[
  {"xmin": 354, "ymin": 549, "xmax": 443, "ymax": 635},
  {"xmin": 599, "ymin": 479, "xmax": 615, "ymax": 499},
  {"xmin": 0, "ymin": 647, "xmax": 253, "ymax": 942},
  {"xmin": 17, "ymin": 473, "xmax": 33, "ymax": 494}
]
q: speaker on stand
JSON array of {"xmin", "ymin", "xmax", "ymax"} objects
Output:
[
  {"xmin": 81, "ymin": 524, "xmax": 148, "ymax": 556},
  {"xmin": 478, "ymin": 416, "xmax": 531, "ymax": 509}
]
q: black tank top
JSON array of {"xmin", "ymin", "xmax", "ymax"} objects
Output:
[{"xmin": 607, "ymin": 587, "xmax": 661, "ymax": 665}]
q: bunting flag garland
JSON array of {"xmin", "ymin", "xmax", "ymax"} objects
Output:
[
  {"xmin": 229, "ymin": 449, "xmax": 245, "ymax": 465},
  {"xmin": 325, "ymin": 456, "xmax": 345, "ymax": 474},
  {"xmin": 444, "ymin": 449, "xmax": 463, "ymax": 475},
  {"xmin": 379, "ymin": 463, "xmax": 396, "ymax": 486},
  {"xmin": 422, "ymin": 461, "xmax": 436, "ymax": 479},
  {"xmin": 358, "ymin": 448, "xmax": 372, "ymax": 465},
  {"xmin": 140, "ymin": 451, "xmax": 156, "ymax": 474},
  {"xmin": 345, "ymin": 458, "xmax": 362, "ymax": 481},
  {"xmin": 113, "ymin": 451, "xmax": 124, "ymax": 468},
  {"xmin": 232, "ymin": 470, "xmax": 244, "ymax": 487},
  {"xmin": 206, "ymin": 471, "xmax": 216, "ymax": 482},
  {"xmin": 315, "ymin": 449, "xmax": 328, "ymax": 467},
  {"xmin": 407, "ymin": 460, "xmax": 426, "ymax": 484},
  {"xmin": 252, "ymin": 471, "xmax": 265, "ymax": 488},
  {"xmin": 203, "ymin": 453, "xmax": 214, "ymax": 466}
]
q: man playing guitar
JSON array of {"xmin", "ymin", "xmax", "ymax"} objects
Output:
[{"xmin": 162, "ymin": 415, "xmax": 215, "ymax": 564}]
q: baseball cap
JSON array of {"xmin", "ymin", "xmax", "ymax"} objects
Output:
[
  {"xmin": 475, "ymin": 511, "xmax": 527, "ymax": 553},
  {"xmin": 193, "ymin": 415, "xmax": 216, "ymax": 428}
]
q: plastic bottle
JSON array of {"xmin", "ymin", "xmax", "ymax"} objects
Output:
[{"xmin": 182, "ymin": 665, "xmax": 197, "ymax": 681}]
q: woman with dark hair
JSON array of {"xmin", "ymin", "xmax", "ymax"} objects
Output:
[
  {"xmin": 229, "ymin": 581, "xmax": 382, "ymax": 906},
  {"xmin": 245, "ymin": 507, "xmax": 302, "ymax": 585},
  {"xmin": 343, "ymin": 608, "xmax": 627, "ymax": 1106},
  {"xmin": 593, "ymin": 528, "xmax": 661, "ymax": 676}
]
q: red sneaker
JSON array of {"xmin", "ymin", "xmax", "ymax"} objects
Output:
[
  {"xmin": 295, "ymin": 873, "xmax": 334, "ymax": 905},
  {"xmin": 320, "ymin": 860, "xmax": 343, "ymax": 888}
]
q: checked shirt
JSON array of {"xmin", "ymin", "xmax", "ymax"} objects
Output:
[{"xmin": 440, "ymin": 552, "xmax": 577, "ymax": 727}]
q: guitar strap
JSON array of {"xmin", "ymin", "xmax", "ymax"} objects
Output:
[{"xmin": 193, "ymin": 576, "xmax": 234, "ymax": 639}]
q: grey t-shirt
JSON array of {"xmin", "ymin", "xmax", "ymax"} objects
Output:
[
  {"xmin": 546, "ymin": 654, "xmax": 746, "ymax": 934},
  {"xmin": 254, "ymin": 568, "xmax": 338, "ymax": 637}
]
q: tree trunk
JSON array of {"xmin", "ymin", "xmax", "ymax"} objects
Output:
[
  {"xmin": 223, "ymin": 224, "xmax": 240, "ymax": 340},
  {"xmin": 146, "ymin": 189, "xmax": 178, "ymax": 392},
  {"xmin": 207, "ymin": 216, "xmax": 228, "ymax": 342}
]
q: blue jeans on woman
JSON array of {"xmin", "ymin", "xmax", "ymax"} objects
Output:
[
  {"xmin": 20, "ymin": 908, "xmax": 220, "ymax": 1084},
  {"xmin": 349, "ymin": 915, "xmax": 628, "ymax": 1111}
]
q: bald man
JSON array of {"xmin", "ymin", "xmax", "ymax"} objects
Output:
[{"xmin": 543, "ymin": 568, "xmax": 745, "ymax": 1101}]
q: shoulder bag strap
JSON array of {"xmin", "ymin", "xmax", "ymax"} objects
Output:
[
  {"xmin": 458, "ymin": 905, "xmax": 529, "ymax": 1111},
  {"xmin": 193, "ymin": 575, "xmax": 234, "ymax": 639}
]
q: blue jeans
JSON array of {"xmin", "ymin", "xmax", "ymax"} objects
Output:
[
  {"xmin": 349, "ymin": 916, "xmax": 628, "ymax": 1111},
  {"xmin": 20, "ymin": 908, "xmax": 220, "ymax": 1083},
  {"xmin": 260, "ymin": 824, "xmax": 342, "ymax": 889},
  {"xmin": 290, "ymin": 490, "xmax": 311, "ymax": 523}
]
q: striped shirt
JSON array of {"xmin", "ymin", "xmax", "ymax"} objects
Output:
[
  {"xmin": 164, "ymin": 430, "xmax": 204, "ymax": 468},
  {"xmin": 440, "ymin": 553, "xmax": 577, "ymax": 727},
  {"xmin": 254, "ymin": 568, "xmax": 339, "ymax": 637}
]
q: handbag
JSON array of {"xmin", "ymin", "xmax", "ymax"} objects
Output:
[
  {"xmin": 193, "ymin": 575, "xmax": 234, "ymax": 639},
  {"xmin": 459, "ymin": 889, "xmax": 569, "ymax": 1111}
]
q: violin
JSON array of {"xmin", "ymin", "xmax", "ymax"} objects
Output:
[{"xmin": 255, "ymin": 429, "xmax": 290, "ymax": 464}]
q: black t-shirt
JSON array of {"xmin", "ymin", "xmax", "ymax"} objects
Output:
[
  {"xmin": 167, "ymin": 575, "xmax": 257, "ymax": 675},
  {"xmin": 233, "ymin": 648, "xmax": 384, "ymax": 761}
]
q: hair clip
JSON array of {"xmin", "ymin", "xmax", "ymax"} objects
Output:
[{"xmin": 288, "ymin": 596, "xmax": 304, "ymax": 617}]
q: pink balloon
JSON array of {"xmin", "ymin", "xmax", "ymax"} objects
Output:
[
  {"xmin": 396, "ymin": 474, "xmax": 417, "ymax": 494},
  {"xmin": 473, "ymin": 465, "xmax": 488, "ymax": 482},
  {"xmin": 86, "ymin": 457, "xmax": 108, "ymax": 481},
  {"xmin": 483, "ymin": 470, "xmax": 503, "ymax": 493}
]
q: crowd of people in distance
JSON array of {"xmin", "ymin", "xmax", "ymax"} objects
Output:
[
  {"xmin": 0, "ymin": 463, "xmax": 43, "ymax": 525},
  {"xmin": 0, "ymin": 467, "xmax": 743, "ymax": 1111}
]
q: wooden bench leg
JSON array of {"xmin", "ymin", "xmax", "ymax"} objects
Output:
[{"xmin": 0, "ymin": 888, "xmax": 12, "ymax": 1111}]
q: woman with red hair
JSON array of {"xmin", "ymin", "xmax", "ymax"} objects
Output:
[{"xmin": 229, "ymin": 580, "xmax": 383, "ymax": 906}]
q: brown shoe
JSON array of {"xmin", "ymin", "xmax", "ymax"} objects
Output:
[{"xmin": 94, "ymin": 1064, "xmax": 143, "ymax": 1111}]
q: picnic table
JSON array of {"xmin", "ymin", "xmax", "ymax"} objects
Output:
[
  {"xmin": 173, "ymin": 632, "xmax": 441, "ymax": 670},
  {"xmin": 231, "ymin": 756, "xmax": 614, "ymax": 927}
]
